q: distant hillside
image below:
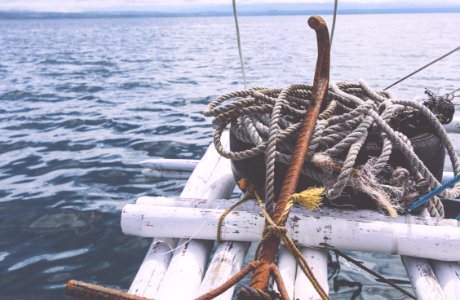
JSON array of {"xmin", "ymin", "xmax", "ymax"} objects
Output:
[{"xmin": 1, "ymin": 2, "xmax": 460, "ymax": 19}]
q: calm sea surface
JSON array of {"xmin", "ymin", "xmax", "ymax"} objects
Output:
[{"xmin": 1, "ymin": 13, "xmax": 459, "ymax": 299}]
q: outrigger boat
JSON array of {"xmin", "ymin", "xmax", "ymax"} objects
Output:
[{"xmin": 64, "ymin": 12, "xmax": 460, "ymax": 300}]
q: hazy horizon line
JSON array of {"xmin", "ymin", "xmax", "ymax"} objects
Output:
[{"xmin": 1, "ymin": 6, "xmax": 460, "ymax": 19}]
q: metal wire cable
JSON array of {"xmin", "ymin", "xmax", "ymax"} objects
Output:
[
  {"xmin": 384, "ymin": 46, "xmax": 460, "ymax": 90},
  {"xmin": 330, "ymin": 0, "xmax": 339, "ymax": 47},
  {"xmin": 334, "ymin": 250, "xmax": 416, "ymax": 299},
  {"xmin": 232, "ymin": 0, "xmax": 247, "ymax": 89}
]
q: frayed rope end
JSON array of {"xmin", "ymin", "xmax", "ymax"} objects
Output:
[{"xmin": 289, "ymin": 187, "xmax": 324, "ymax": 210}]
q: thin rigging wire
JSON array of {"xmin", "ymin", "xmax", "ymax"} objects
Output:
[
  {"xmin": 232, "ymin": 0, "xmax": 456, "ymax": 93},
  {"xmin": 384, "ymin": 46, "xmax": 460, "ymax": 90},
  {"xmin": 334, "ymin": 250, "xmax": 416, "ymax": 299},
  {"xmin": 232, "ymin": 0, "xmax": 247, "ymax": 89},
  {"xmin": 330, "ymin": 0, "xmax": 339, "ymax": 46}
]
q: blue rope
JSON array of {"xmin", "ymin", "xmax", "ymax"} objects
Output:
[{"xmin": 407, "ymin": 172, "xmax": 460, "ymax": 213}]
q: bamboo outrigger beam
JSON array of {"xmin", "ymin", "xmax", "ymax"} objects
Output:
[{"xmin": 121, "ymin": 204, "xmax": 460, "ymax": 261}]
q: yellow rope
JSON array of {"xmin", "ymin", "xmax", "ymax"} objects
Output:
[
  {"xmin": 216, "ymin": 191, "xmax": 252, "ymax": 242},
  {"xmin": 289, "ymin": 187, "xmax": 324, "ymax": 210},
  {"xmin": 279, "ymin": 187, "xmax": 324, "ymax": 224}
]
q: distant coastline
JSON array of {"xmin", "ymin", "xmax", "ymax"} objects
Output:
[{"xmin": 1, "ymin": 7, "xmax": 460, "ymax": 19}]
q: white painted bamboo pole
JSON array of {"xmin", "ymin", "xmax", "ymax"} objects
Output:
[
  {"xmin": 136, "ymin": 196, "xmax": 207, "ymax": 206},
  {"xmin": 134, "ymin": 197, "xmax": 316, "ymax": 299},
  {"xmin": 139, "ymin": 155, "xmax": 454, "ymax": 182},
  {"xmin": 273, "ymin": 245, "xmax": 297, "ymax": 300},
  {"xmin": 197, "ymin": 241, "xmax": 250, "ymax": 299},
  {"xmin": 128, "ymin": 238, "xmax": 178, "ymax": 298},
  {"xmin": 155, "ymin": 239, "xmax": 214, "ymax": 299},
  {"xmin": 121, "ymin": 205, "xmax": 460, "ymax": 261},
  {"xmin": 133, "ymin": 197, "xmax": 440, "ymax": 226},
  {"xmin": 401, "ymin": 256, "xmax": 447, "ymax": 300},
  {"xmin": 135, "ymin": 196, "xmax": 260, "ymax": 212},
  {"xmin": 144, "ymin": 169, "xmax": 457, "ymax": 183},
  {"xmin": 443, "ymin": 116, "xmax": 460, "ymax": 134},
  {"xmin": 142, "ymin": 169, "xmax": 192, "ymax": 180},
  {"xmin": 399, "ymin": 208, "xmax": 446, "ymax": 300},
  {"xmin": 293, "ymin": 247, "xmax": 329, "ymax": 300},
  {"xmin": 141, "ymin": 157, "xmax": 456, "ymax": 183},
  {"xmin": 141, "ymin": 158, "xmax": 199, "ymax": 171},
  {"xmin": 155, "ymin": 134, "xmax": 238, "ymax": 300},
  {"xmin": 137, "ymin": 190, "xmax": 255, "ymax": 297},
  {"xmin": 129, "ymin": 133, "xmax": 235, "ymax": 298},
  {"xmin": 427, "ymin": 214, "xmax": 460, "ymax": 300},
  {"xmin": 430, "ymin": 261, "xmax": 460, "ymax": 300}
]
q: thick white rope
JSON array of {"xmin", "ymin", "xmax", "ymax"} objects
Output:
[{"xmin": 204, "ymin": 81, "xmax": 458, "ymax": 217}]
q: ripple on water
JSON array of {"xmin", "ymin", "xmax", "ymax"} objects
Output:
[
  {"xmin": 55, "ymin": 83, "xmax": 104, "ymax": 93},
  {"xmin": 118, "ymin": 81, "xmax": 154, "ymax": 90},
  {"xmin": 39, "ymin": 58, "xmax": 117, "ymax": 67},
  {"xmin": 0, "ymin": 252, "xmax": 9, "ymax": 262},
  {"xmin": 0, "ymin": 90, "xmax": 64, "ymax": 102},
  {"xmin": 8, "ymin": 249, "xmax": 89, "ymax": 272}
]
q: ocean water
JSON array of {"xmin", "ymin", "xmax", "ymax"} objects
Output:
[{"xmin": 0, "ymin": 13, "xmax": 459, "ymax": 299}]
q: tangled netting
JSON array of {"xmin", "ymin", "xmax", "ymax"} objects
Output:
[{"xmin": 204, "ymin": 80, "xmax": 460, "ymax": 218}]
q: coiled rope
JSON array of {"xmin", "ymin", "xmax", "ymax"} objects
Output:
[{"xmin": 204, "ymin": 80, "xmax": 459, "ymax": 218}]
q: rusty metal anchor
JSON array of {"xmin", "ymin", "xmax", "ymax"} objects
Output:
[{"xmin": 237, "ymin": 15, "xmax": 331, "ymax": 300}]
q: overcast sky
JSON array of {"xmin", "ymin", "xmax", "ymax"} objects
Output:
[{"xmin": 0, "ymin": 0, "xmax": 457, "ymax": 13}]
